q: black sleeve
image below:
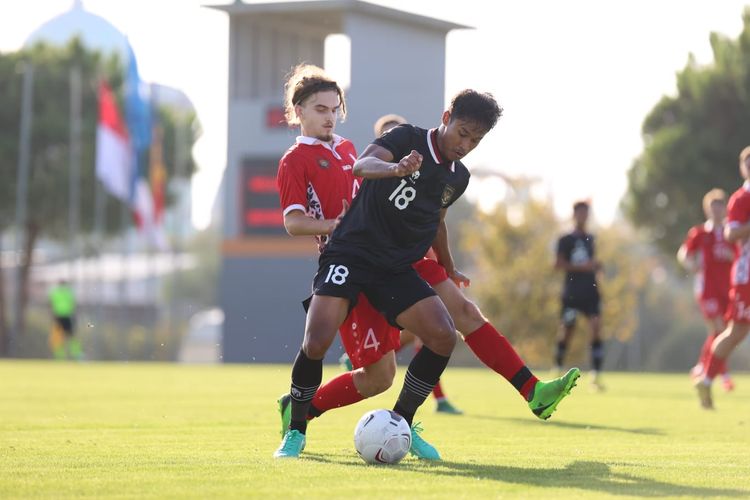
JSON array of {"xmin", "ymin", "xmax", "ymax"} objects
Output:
[{"xmin": 373, "ymin": 124, "xmax": 414, "ymax": 161}]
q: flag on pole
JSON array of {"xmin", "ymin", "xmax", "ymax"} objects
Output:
[
  {"xmin": 124, "ymin": 41, "xmax": 167, "ymax": 248},
  {"xmin": 95, "ymin": 81, "xmax": 131, "ymax": 201}
]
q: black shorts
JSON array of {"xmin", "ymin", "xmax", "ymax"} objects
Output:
[
  {"xmin": 311, "ymin": 252, "xmax": 436, "ymax": 328},
  {"xmin": 54, "ymin": 316, "xmax": 74, "ymax": 336},
  {"xmin": 560, "ymin": 293, "xmax": 601, "ymax": 326}
]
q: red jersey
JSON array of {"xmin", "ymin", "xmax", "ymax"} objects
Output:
[
  {"xmin": 682, "ymin": 222, "xmax": 735, "ymax": 299},
  {"xmin": 727, "ymin": 182, "xmax": 750, "ymax": 287},
  {"xmin": 276, "ymin": 135, "xmax": 360, "ymax": 247}
]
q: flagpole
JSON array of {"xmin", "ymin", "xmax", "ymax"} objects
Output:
[
  {"xmin": 11, "ymin": 61, "xmax": 34, "ymax": 357},
  {"xmin": 68, "ymin": 65, "xmax": 82, "ymax": 310},
  {"xmin": 93, "ymin": 176, "xmax": 106, "ymax": 359}
]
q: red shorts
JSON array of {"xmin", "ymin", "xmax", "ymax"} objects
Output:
[
  {"xmin": 412, "ymin": 258, "xmax": 449, "ymax": 287},
  {"xmin": 339, "ymin": 294, "xmax": 401, "ymax": 369},
  {"xmin": 699, "ymin": 296, "xmax": 729, "ymax": 320},
  {"xmin": 725, "ymin": 285, "xmax": 750, "ymax": 324}
]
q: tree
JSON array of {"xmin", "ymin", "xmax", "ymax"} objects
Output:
[
  {"xmin": 0, "ymin": 39, "xmax": 198, "ymax": 355},
  {"xmin": 622, "ymin": 8, "xmax": 750, "ymax": 255}
]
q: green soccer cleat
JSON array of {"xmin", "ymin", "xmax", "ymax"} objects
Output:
[
  {"xmin": 408, "ymin": 422, "xmax": 441, "ymax": 460},
  {"xmin": 339, "ymin": 353, "xmax": 353, "ymax": 371},
  {"xmin": 277, "ymin": 393, "xmax": 292, "ymax": 437},
  {"xmin": 435, "ymin": 399, "xmax": 463, "ymax": 415},
  {"xmin": 528, "ymin": 367, "xmax": 581, "ymax": 420},
  {"xmin": 273, "ymin": 429, "xmax": 306, "ymax": 458}
]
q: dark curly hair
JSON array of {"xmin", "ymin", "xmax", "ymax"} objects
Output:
[{"xmin": 449, "ymin": 89, "xmax": 503, "ymax": 132}]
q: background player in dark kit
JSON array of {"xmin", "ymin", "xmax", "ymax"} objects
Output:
[{"xmin": 554, "ymin": 201, "xmax": 605, "ymax": 391}]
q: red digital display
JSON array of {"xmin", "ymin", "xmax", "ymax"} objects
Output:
[
  {"xmin": 266, "ymin": 107, "xmax": 287, "ymax": 129},
  {"xmin": 241, "ymin": 159, "xmax": 286, "ymax": 235}
]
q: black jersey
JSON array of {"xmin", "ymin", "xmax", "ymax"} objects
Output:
[
  {"xmin": 556, "ymin": 230, "xmax": 598, "ymax": 298},
  {"xmin": 324, "ymin": 124, "xmax": 470, "ymax": 271}
]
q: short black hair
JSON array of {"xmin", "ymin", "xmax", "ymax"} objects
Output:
[
  {"xmin": 573, "ymin": 200, "xmax": 590, "ymax": 212},
  {"xmin": 449, "ymin": 89, "xmax": 503, "ymax": 132}
]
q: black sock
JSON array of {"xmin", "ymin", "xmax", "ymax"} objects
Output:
[
  {"xmin": 393, "ymin": 346, "xmax": 450, "ymax": 426},
  {"xmin": 555, "ymin": 340, "xmax": 567, "ymax": 369},
  {"xmin": 289, "ymin": 349, "xmax": 322, "ymax": 434},
  {"xmin": 591, "ymin": 340, "xmax": 604, "ymax": 371}
]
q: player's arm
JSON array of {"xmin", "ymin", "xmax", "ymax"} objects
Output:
[
  {"xmin": 282, "ymin": 200, "xmax": 348, "ymax": 237},
  {"xmin": 353, "ymin": 144, "xmax": 422, "ymax": 179},
  {"xmin": 555, "ymin": 253, "xmax": 598, "ymax": 273},
  {"xmin": 725, "ymin": 222, "xmax": 750, "ymax": 243},
  {"xmin": 432, "ymin": 209, "xmax": 470, "ymax": 287},
  {"xmin": 676, "ymin": 244, "xmax": 699, "ymax": 273}
]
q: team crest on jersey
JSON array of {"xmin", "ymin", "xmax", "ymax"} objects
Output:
[
  {"xmin": 318, "ymin": 158, "xmax": 329, "ymax": 169},
  {"xmin": 441, "ymin": 185, "xmax": 455, "ymax": 206}
]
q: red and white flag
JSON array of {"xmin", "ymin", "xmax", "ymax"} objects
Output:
[{"xmin": 95, "ymin": 81, "xmax": 132, "ymax": 201}]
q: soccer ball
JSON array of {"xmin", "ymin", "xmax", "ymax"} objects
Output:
[{"xmin": 353, "ymin": 409, "xmax": 411, "ymax": 465}]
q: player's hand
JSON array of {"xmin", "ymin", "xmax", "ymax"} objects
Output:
[
  {"xmin": 449, "ymin": 269, "xmax": 471, "ymax": 288},
  {"xmin": 391, "ymin": 150, "xmax": 422, "ymax": 177}
]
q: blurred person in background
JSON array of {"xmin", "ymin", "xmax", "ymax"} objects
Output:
[
  {"xmin": 696, "ymin": 146, "xmax": 750, "ymax": 409},
  {"xmin": 554, "ymin": 201, "xmax": 604, "ymax": 391},
  {"xmin": 678, "ymin": 188, "xmax": 736, "ymax": 392},
  {"xmin": 48, "ymin": 279, "xmax": 82, "ymax": 360}
]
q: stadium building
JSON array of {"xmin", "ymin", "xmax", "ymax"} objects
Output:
[{"xmin": 207, "ymin": 0, "xmax": 469, "ymax": 362}]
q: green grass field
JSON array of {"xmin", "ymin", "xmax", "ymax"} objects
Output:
[{"xmin": 2, "ymin": 361, "xmax": 749, "ymax": 499}]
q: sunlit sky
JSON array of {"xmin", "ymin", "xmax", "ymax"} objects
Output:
[{"xmin": 1, "ymin": 0, "xmax": 748, "ymax": 229}]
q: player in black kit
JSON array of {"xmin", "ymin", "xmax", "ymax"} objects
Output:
[
  {"xmin": 275, "ymin": 90, "xmax": 502, "ymax": 460},
  {"xmin": 554, "ymin": 200, "xmax": 605, "ymax": 391}
]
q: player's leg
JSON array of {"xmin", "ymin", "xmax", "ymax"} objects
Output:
[
  {"xmin": 696, "ymin": 321, "xmax": 749, "ymax": 409},
  {"xmin": 587, "ymin": 314, "xmax": 605, "ymax": 391},
  {"xmin": 274, "ymin": 294, "xmax": 349, "ymax": 458},
  {"xmin": 711, "ymin": 318, "xmax": 734, "ymax": 392},
  {"xmin": 278, "ymin": 296, "xmax": 399, "ymax": 434},
  {"xmin": 399, "ymin": 329, "xmax": 416, "ymax": 350},
  {"xmin": 392, "ymin": 295, "xmax": 455, "ymax": 460},
  {"xmin": 556, "ymin": 304, "xmax": 577, "ymax": 373},
  {"xmin": 409, "ymin": 337, "xmax": 462, "ymax": 414},
  {"xmin": 696, "ymin": 288, "xmax": 750, "ymax": 409},
  {"xmin": 65, "ymin": 317, "xmax": 83, "ymax": 361},
  {"xmin": 433, "ymin": 277, "xmax": 579, "ymax": 419},
  {"xmin": 49, "ymin": 318, "xmax": 66, "ymax": 360}
]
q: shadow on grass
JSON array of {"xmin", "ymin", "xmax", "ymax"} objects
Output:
[
  {"xmin": 303, "ymin": 455, "xmax": 745, "ymax": 497},
  {"xmin": 470, "ymin": 415, "xmax": 665, "ymax": 436}
]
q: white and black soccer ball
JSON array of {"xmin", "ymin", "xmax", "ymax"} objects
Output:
[{"xmin": 353, "ymin": 409, "xmax": 411, "ymax": 465}]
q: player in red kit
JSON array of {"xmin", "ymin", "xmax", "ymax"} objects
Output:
[
  {"xmin": 678, "ymin": 189, "xmax": 736, "ymax": 391},
  {"xmin": 695, "ymin": 146, "xmax": 750, "ymax": 409}
]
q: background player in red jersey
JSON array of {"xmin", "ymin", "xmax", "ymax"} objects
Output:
[
  {"xmin": 696, "ymin": 146, "xmax": 750, "ymax": 409},
  {"xmin": 678, "ymin": 189, "xmax": 736, "ymax": 391}
]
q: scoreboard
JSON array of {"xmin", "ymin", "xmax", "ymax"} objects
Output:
[{"xmin": 241, "ymin": 157, "xmax": 286, "ymax": 236}]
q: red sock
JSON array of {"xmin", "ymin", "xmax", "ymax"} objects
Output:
[
  {"xmin": 705, "ymin": 351, "xmax": 728, "ymax": 380},
  {"xmin": 698, "ymin": 333, "xmax": 717, "ymax": 367},
  {"xmin": 432, "ymin": 379, "xmax": 445, "ymax": 400},
  {"xmin": 464, "ymin": 322, "xmax": 539, "ymax": 400},
  {"xmin": 308, "ymin": 371, "xmax": 364, "ymax": 419}
]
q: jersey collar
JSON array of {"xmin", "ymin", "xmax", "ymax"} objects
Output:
[
  {"xmin": 296, "ymin": 134, "xmax": 345, "ymax": 160},
  {"xmin": 426, "ymin": 128, "xmax": 455, "ymax": 172},
  {"xmin": 744, "ymin": 180, "xmax": 750, "ymax": 192}
]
